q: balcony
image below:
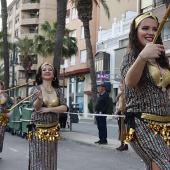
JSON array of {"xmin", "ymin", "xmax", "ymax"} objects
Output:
[
  {"xmin": 21, "ymin": 17, "xmax": 39, "ymax": 25},
  {"xmin": 20, "ymin": 31, "xmax": 38, "ymax": 39},
  {"xmin": 22, "ymin": 1, "xmax": 40, "ymax": 10}
]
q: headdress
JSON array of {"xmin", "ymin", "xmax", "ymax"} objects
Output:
[
  {"xmin": 135, "ymin": 12, "xmax": 157, "ymax": 28},
  {"xmin": 41, "ymin": 62, "xmax": 54, "ymax": 70}
]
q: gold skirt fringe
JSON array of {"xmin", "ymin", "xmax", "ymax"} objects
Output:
[
  {"xmin": 124, "ymin": 113, "xmax": 170, "ymax": 147},
  {"xmin": 27, "ymin": 121, "xmax": 60, "ymax": 142},
  {"xmin": 0, "ymin": 113, "xmax": 8, "ymax": 126}
]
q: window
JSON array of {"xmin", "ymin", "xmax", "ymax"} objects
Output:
[
  {"xmin": 15, "ymin": 15, "xmax": 19, "ymax": 24},
  {"xmin": 76, "ymin": 78, "xmax": 84, "ymax": 93},
  {"xmin": 76, "ymin": 96, "xmax": 84, "ymax": 113},
  {"xmin": 66, "ymin": 9, "xmax": 70, "ymax": 24},
  {"xmin": 71, "ymin": 30, "xmax": 76, "ymax": 37},
  {"xmin": 70, "ymin": 54, "xmax": 75, "ymax": 65},
  {"xmin": 69, "ymin": 77, "xmax": 75, "ymax": 93},
  {"xmin": 64, "ymin": 59, "xmax": 68, "ymax": 68},
  {"xmin": 29, "ymin": 26, "xmax": 38, "ymax": 33},
  {"xmin": 156, "ymin": 0, "xmax": 164, "ymax": 7},
  {"xmin": 95, "ymin": 59, "xmax": 103, "ymax": 72},
  {"xmin": 8, "ymin": 21, "xmax": 12, "ymax": 30},
  {"xmin": 72, "ymin": 7, "xmax": 77, "ymax": 20},
  {"xmin": 9, "ymin": 8, "xmax": 13, "ymax": 16},
  {"xmin": 81, "ymin": 26, "xmax": 84, "ymax": 39},
  {"xmin": 30, "ymin": 11, "xmax": 39, "ymax": 18},
  {"xmin": 15, "ymin": 29, "xmax": 19, "ymax": 37},
  {"xmin": 16, "ymin": 1, "xmax": 20, "ymax": 10},
  {"xmin": 80, "ymin": 50, "xmax": 86, "ymax": 63}
]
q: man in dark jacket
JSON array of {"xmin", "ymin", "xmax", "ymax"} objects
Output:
[{"xmin": 94, "ymin": 82, "xmax": 109, "ymax": 144}]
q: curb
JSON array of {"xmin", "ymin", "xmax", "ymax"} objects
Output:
[{"xmin": 60, "ymin": 134, "xmax": 140, "ymax": 159}]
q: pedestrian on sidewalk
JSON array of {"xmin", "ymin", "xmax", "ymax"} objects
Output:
[
  {"xmin": 121, "ymin": 12, "xmax": 170, "ymax": 170},
  {"xmin": 94, "ymin": 82, "xmax": 109, "ymax": 145},
  {"xmin": 114, "ymin": 82, "xmax": 128, "ymax": 151}
]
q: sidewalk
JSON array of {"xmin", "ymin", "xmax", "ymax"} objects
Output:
[{"xmin": 59, "ymin": 117, "xmax": 138, "ymax": 157}]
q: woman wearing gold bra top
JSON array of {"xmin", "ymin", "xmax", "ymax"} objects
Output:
[
  {"xmin": 0, "ymin": 82, "xmax": 13, "ymax": 159},
  {"xmin": 29, "ymin": 62, "xmax": 69, "ymax": 170},
  {"xmin": 120, "ymin": 13, "xmax": 170, "ymax": 170}
]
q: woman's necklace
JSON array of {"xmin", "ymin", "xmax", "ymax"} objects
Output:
[{"xmin": 42, "ymin": 85, "xmax": 55, "ymax": 94}]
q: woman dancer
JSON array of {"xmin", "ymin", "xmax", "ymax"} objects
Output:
[
  {"xmin": 28, "ymin": 62, "xmax": 68, "ymax": 169},
  {"xmin": 0, "ymin": 82, "xmax": 13, "ymax": 159},
  {"xmin": 121, "ymin": 13, "xmax": 170, "ymax": 169}
]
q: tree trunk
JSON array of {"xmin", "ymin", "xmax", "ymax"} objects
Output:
[
  {"xmin": 54, "ymin": 0, "xmax": 67, "ymax": 77},
  {"xmin": 83, "ymin": 20, "xmax": 97, "ymax": 111},
  {"xmin": 76, "ymin": 0, "xmax": 97, "ymax": 111},
  {"xmin": 25, "ymin": 68, "xmax": 29, "ymax": 97},
  {"xmin": 1, "ymin": 0, "xmax": 9, "ymax": 90}
]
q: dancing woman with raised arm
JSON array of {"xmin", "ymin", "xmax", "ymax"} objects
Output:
[
  {"xmin": 28, "ymin": 62, "xmax": 69, "ymax": 170},
  {"xmin": 120, "ymin": 13, "xmax": 170, "ymax": 170}
]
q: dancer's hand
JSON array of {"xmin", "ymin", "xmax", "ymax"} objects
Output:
[
  {"xmin": 34, "ymin": 90, "xmax": 43, "ymax": 100},
  {"xmin": 6, "ymin": 110, "xmax": 13, "ymax": 118},
  {"xmin": 140, "ymin": 43, "xmax": 165, "ymax": 60}
]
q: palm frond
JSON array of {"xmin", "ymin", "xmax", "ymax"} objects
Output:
[{"xmin": 99, "ymin": 0, "xmax": 110, "ymax": 18}]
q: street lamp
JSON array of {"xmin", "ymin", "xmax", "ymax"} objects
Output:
[{"xmin": 10, "ymin": 44, "xmax": 18, "ymax": 97}]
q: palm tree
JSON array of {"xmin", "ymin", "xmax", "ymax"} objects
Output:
[
  {"xmin": 71, "ymin": 0, "xmax": 110, "ymax": 110},
  {"xmin": 54, "ymin": 0, "xmax": 67, "ymax": 76},
  {"xmin": 0, "ymin": 31, "xmax": 12, "ymax": 59},
  {"xmin": 34, "ymin": 20, "xmax": 78, "ymax": 77},
  {"xmin": 0, "ymin": 63, "xmax": 4, "ymax": 81},
  {"xmin": 15, "ymin": 36, "xmax": 34, "ymax": 96},
  {"xmin": 1, "ymin": 0, "xmax": 10, "ymax": 90}
]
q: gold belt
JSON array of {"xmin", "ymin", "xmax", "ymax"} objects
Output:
[
  {"xmin": 0, "ymin": 113, "xmax": 8, "ymax": 126},
  {"xmin": 27, "ymin": 121, "xmax": 60, "ymax": 142},
  {"xmin": 142, "ymin": 113, "xmax": 170, "ymax": 147},
  {"xmin": 141, "ymin": 113, "xmax": 170, "ymax": 123},
  {"xmin": 125, "ymin": 113, "xmax": 170, "ymax": 147},
  {"xmin": 36, "ymin": 121, "xmax": 58, "ymax": 128}
]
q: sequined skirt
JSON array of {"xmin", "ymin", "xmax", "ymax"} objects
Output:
[{"xmin": 28, "ymin": 111, "xmax": 60, "ymax": 170}]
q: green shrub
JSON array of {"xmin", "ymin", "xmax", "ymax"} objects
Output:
[{"xmin": 88, "ymin": 98, "xmax": 93, "ymax": 113}]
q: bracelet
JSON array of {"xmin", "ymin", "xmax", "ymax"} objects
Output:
[{"xmin": 138, "ymin": 54, "xmax": 147, "ymax": 63}]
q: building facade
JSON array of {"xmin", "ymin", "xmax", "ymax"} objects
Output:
[{"xmin": 7, "ymin": 0, "xmax": 57, "ymax": 97}]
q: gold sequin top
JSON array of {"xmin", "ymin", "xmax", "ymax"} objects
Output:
[
  {"xmin": 43, "ymin": 98, "xmax": 59, "ymax": 107},
  {"xmin": 0, "ymin": 98, "xmax": 7, "ymax": 105},
  {"xmin": 149, "ymin": 65, "xmax": 170, "ymax": 89}
]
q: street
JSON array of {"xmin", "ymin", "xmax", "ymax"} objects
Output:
[{"xmin": 0, "ymin": 118, "xmax": 145, "ymax": 170}]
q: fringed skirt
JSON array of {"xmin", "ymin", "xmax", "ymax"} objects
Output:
[
  {"xmin": 130, "ymin": 118, "xmax": 170, "ymax": 170},
  {"xmin": 28, "ymin": 112, "xmax": 59, "ymax": 170}
]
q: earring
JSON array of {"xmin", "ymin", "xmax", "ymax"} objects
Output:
[
  {"xmin": 39, "ymin": 77, "xmax": 42, "ymax": 81},
  {"xmin": 53, "ymin": 77, "xmax": 56, "ymax": 81}
]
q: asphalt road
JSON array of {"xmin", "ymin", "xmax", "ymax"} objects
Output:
[{"xmin": 0, "ymin": 118, "xmax": 144, "ymax": 170}]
